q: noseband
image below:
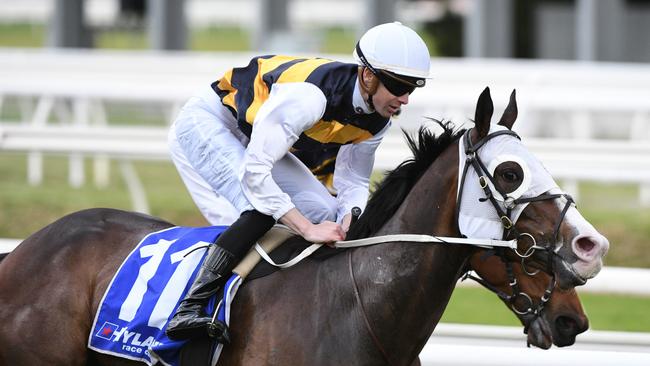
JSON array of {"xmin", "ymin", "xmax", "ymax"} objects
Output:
[{"xmin": 457, "ymin": 128, "xmax": 574, "ymax": 337}]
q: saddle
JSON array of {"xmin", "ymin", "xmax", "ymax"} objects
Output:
[
  {"xmin": 238, "ymin": 225, "xmax": 343, "ymax": 280},
  {"xmin": 179, "ymin": 225, "xmax": 344, "ymax": 365}
]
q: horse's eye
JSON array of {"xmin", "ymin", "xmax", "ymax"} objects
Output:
[{"xmin": 502, "ymin": 170, "xmax": 519, "ymax": 182}]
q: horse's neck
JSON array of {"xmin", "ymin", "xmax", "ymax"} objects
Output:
[
  {"xmin": 380, "ymin": 139, "xmax": 461, "ymax": 238},
  {"xmin": 355, "ymin": 141, "xmax": 473, "ymax": 361}
]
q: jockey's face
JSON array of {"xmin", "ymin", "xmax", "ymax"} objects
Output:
[{"xmin": 373, "ymin": 81, "xmax": 410, "ymax": 118}]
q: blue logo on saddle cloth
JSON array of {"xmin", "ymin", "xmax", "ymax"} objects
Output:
[{"xmin": 88, "ymin": 225, "xmax": 228, "ymax": 366}]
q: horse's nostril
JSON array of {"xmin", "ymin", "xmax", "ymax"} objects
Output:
[
  {"xmin": 554, "ymin": 315, "xmax": 586, "ymax": 347},
  {"xmin": 576, "ymin": 237, "xmax": 596, "ymax": 253},
  {"xmin": 555, "ymin": 315, "xmax": 577, "ymax": 333}
]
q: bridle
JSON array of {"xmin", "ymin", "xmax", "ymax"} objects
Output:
[
  {"xmin": 456, "ymin": 127, "xmax": 575, "ymax": 336},
  {"xmin": 461, "ymin": 254, "xmax": 555, "ymax": 343}
]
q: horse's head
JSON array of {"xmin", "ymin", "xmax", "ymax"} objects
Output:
[
  {"xmin": 469, "ymin": 250, "xmax": 589, "ymax": 349},
  {"xmin": 458, "ymin": 87, "xmax": 609, "ymax": 291}
]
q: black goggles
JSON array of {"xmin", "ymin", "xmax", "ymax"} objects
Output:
[
  {"xmin": 376, "ymin": 71, "xmax": 423, "ymax": 96},
  {"xmin": 355, "ymin": 42, "xmax": 425, "ymax": 96}
]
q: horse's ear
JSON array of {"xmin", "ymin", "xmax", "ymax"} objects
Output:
[
  {"xmin": 498, "ymin": 89, "xmax": 518, "ymax": 130},
  {"xmin": 474, "ymin": 87, "xmax": 493, "ymax": 139}
]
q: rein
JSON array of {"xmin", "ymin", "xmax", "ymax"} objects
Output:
[
  {"xmin": 254, "ymin": 233, "xmax": 520, "ymax": 269},
  {"xmin": 257, "ymin": 129, "xmax": 573, "ymax": 269}
]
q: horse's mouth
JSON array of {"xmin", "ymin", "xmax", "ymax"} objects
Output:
[
  {"xmin": 527, "ymin": 314, "xmax": 587, "ymax": 349},
  {"xmin": 555, "ymin": 257, "xmax": 588, "ymax": 290},
  {"xmin": 526, "ymin": 317, "xmax": 553, "ymax": 349}
]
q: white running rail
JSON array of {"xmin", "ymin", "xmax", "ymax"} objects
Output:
[
  {"xmin": 1, "ymin": 49, "xmax": 649, "ymax": 207},
  {"xmin": 2, "ymin": 123, "xmax": 650, "ymax": 211},
  {"xmin": 422, "ymin": 323, "xmax": 650, "ymax": 366}
]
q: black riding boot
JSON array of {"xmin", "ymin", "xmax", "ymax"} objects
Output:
[
  {"xmin": 165, "ymin": 210, "xmax": 276, "ymax": 342},
  {"xmin": 166, "ymin": 244, "xmax": 235, "ymax": 341}
]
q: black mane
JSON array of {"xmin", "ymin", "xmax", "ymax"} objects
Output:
[{"xmin": 346, "ymin": 121, "xmax": 465, "ymax": 240}]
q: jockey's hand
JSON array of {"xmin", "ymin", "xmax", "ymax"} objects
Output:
[
  {"xmin": 302, "ymin": 221, "xmax": 345, "ymax": 246},
  {"xmin": 279, "ymin": 208, "xmax": 345, "ymax": 246}
]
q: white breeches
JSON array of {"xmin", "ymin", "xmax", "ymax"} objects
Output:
[{"xmin": 168, "ymin": 87, "xmax": 338, "ymax": 225}]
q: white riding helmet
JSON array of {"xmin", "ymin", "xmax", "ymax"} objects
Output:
[{"xmin": 353, "ymin": 21, "xmax": 431, "ymax": 81}]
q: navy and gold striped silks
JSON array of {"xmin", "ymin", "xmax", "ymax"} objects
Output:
[
  {"xmin": 292, "ymin": 147, "xmax": 339, "ymax": 194},
  {"xmin": 211, "ymin": 55, "xmax": 389, "ymax": 154}
]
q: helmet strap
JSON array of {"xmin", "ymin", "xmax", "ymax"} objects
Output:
[
  {"xmin": 367, "ymin": 94, "xmax": 376, "ymax": 111},
  {"xmin": 358, "ymin": 67, "xmax": 378, "ymax": 111}
]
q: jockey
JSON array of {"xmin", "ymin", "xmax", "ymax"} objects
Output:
[{"xmin": 166, "ymin": 21, "xmax": 431, "ymax": 341}]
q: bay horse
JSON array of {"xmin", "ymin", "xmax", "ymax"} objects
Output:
[{"xmin": 0, "ymin": 88, "xmax": 608, "ymax": 365}]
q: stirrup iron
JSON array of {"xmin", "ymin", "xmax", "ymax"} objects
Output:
[{"xmin": 207, "ymin": 319, "xmax": 231, "ymax": 344}]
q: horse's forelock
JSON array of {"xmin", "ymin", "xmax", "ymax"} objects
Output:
[{"xmin": 346, "ymin": 120, "xmax": 465, "ymax": 240}]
